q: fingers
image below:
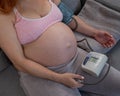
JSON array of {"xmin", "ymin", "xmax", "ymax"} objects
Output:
[
  {"xmin": 104, "ymin": 31, "xmax": 112, "ymax": 37},
  {"xmin": 102, "ymin": 40, "xmax": 113, "ymax": 48},
  {"xmin": 71, "ymin": 79, "xmax": 84, "ymax": 88},
  {"xmin": 101, "ymin": 41, "xmax": 113, "ymax": 48},
  {"xmin": 71, "ymin": 74, "xmax": 85, "ymax": 88},
  {"xmin": 72, "ymin": 74, "xmax": 84, "ymax": 80},
  {"xmin": 102, "ymin": 32, "xmax": 116, "ymax": 48},
  {"xmin": 102, "ymin": 37, "xmax": 116, "ymax": 48}
]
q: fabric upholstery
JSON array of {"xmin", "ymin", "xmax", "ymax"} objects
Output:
[
  {"xmin": 75, "ymin": 0, "xmax": 120, "ymax": 53},
  {"xmin": 0, "ymin": 0, "xmax": 120, "ymax": 96},
  {"xmin": 0, "ymin": 50, "xmax": 11, "ymax": 72}
]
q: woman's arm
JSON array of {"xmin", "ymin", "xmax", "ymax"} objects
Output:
[
  {"xmin": 51, "ymin": 0, "xmax": 61, "ymax": 5},
  {"xmin": 0, "ymin": 13, "xmax": 84, "ymax": 88},
  {"xmin": 68, "ymin": 16, "xmax": 98, "ymax": 37},
  {"xmin": 53, "ymin": 0, "xmax": 96, "ymax": 35},
  {"xmin": 54, "ymin": 0, "xmax": 116, "ymax": 47},
  {"xmin": 68, "ymin": 16, "xmax": 116, "ymax": 47},
  {"xmin": 68, "ymin": 15, "xmax": 116, "ymax": 47},
  {"xmin": 0, "ymin": 14, "xmax": 60, "ymax": 81}
]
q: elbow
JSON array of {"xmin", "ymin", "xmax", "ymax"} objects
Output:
[
  {"xmin": 13, "ymin": 64, "xmax": 26, "ymax": 72},
  {"xmin": 12, "ymin": 57, "xmax": 28, "ymax": 73}
]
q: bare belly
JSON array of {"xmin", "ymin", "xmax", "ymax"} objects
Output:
[{"xmin": 23, "ymin": 22, "xmax": 77, "ymax": 66}]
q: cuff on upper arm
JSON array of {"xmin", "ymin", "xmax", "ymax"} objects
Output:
[{"xmin": 58, "ymin": 2, "xmax": 74, "ymax": 24}]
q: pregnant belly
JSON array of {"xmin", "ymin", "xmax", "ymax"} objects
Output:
[{"xmin": 23, "ymin": 22, "xmax": 77, "ymax": 66}]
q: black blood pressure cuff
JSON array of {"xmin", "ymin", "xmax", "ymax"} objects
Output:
[{"xmin": 58, "ymin": 2, "xmax": 74, "ymax": 24}]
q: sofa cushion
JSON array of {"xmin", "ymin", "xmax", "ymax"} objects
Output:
[
  {"xmin": 107, "ymin": 40, "xmax": 120, "ymax": 71},
  {"xmin": 0, "ymin": 65, "xmax": 26, "ymax": 96},
  {"xmin": 75, "ymin": 0, "xmax": 120, "ymax": 53},
  {"xmin": 0, "ymin": 49, "xmax": 11, "ymax": 72}
]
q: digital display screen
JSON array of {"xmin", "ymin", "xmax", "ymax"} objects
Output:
[{"xmin": 89, "ymin": 57, "xmax": 98, "ymax": 63}]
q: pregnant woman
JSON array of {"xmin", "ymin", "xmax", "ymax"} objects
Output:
[{"xmin": 0, "ymin": 0, "xmax": 120, "ymax": 96}]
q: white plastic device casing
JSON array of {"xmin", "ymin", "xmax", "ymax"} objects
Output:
[{"xmin": 81, "ymin": 52, "xmax": 108, "ymax": 77}]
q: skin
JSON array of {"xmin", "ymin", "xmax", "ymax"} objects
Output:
[{"xmin": 0, "ymin": 0, "xmax": 116, "ymax": 89}]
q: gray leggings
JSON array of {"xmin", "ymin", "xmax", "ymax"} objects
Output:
[{"xmin": 19, "ymin": 48, "xmax": 120, "ymax": 96}]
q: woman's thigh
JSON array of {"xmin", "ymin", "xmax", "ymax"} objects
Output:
[
  {"xmin": 19, "ymin": 72, "xmax": 81, "ymax": 96},
  {"xmin": 19, "ymin": 47, "xmax": 120, "ymax": 96}
]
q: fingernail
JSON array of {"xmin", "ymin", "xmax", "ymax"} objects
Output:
[{"xmin": 81, "ymin": 76, "xmax": 84, "ymax": 79}]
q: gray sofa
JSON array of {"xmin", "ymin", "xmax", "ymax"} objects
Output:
[{"xmin": 0, "ymin": 0, "xmax": 120, "ymax": 96}]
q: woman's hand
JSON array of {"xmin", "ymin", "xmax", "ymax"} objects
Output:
[
  {"xmin": 57, "ymin": 73, "xmax": 84, "ymax": 88},
  {"xmin": 93, "ymin": 30, "xmax": 116, "ymax": 48}
]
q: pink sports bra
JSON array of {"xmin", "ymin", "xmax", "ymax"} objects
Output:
[{"xmin": 14, "ymin": 0, "xmax": 63, "ymax": 45}]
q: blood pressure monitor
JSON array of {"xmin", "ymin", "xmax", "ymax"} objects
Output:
[{"xmin": 81, "ymin": 52, "xmax": 108, "ymax": 77}]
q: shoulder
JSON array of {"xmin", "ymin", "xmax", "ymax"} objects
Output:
[
  {"xmin": 0, "ymin": 12, "xmax": 16, "ymax": 40},
  {"xmin": 0, "ymin": 12, "xmax": 16, "ymax": 36},
  {"xmin": 0, "ymin": 13, "xmax": 12, "ymax": 33},
  {"xmin": 0, "ymin": 12, "xmax": 19, "ymax": 49},
  {"xmin": 51, "ymin": 0, "xmax": 61, "ymax": 5},
  {"xmin": 0, "ymin": 12, "xmax": 15, "ymax": 25}
]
